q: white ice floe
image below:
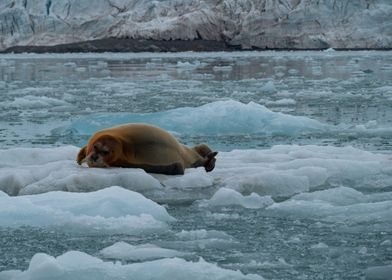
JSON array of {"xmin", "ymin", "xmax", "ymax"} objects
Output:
[
  {"xmin": 162, "ymin": 229, "xmax": 237, "ymax": 251},
  {"xmin": 0, "ymin": 146, "xmax": 162, "ymax": 196},
  {"xmin": 199, "ymin": 188, "xmax": 274, "ymax": 209},
  {"xmin": 1, "ymin": 144, "xmax": 392, "ymax": 200},
  {"xmin": 1, "ymin": 144, "xmax": 392, "ymax": 228},
  {"xmin": 70, "ymin": 100, "xmax": 329, "ymax": 136},
  {"xmin": 0, "ymin": 186, "xmax": 173, "ymax": 234},
  {"xmin": 267, "ymin": 187, "xmax": 392, "ymax": 228},
  {"xmin": 175, "ymin": 229, "xmax": 233, "ymax": 241},
  {"xmin": 100, "ymin": 242, "xmax": 187, "ymax": 261},
  {"xmin": 0, "ymin": 251, "xmax": 263, "ymax": 280}
]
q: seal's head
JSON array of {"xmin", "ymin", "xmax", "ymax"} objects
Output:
[{"xmin": 78, "ymin": 135, "xmax": 122, "ymax": 167}]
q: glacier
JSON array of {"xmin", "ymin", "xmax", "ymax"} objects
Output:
[{"xmin": 1, "ymin": 0, "xmax": 392, "ymax": 52}]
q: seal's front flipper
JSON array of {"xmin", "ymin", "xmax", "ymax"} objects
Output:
[{"xmin": 204, "ymin": 151, "xmax": 218, "ymax": 172}]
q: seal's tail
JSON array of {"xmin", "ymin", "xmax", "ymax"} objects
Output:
[{"xmin": 193, "ymin": 144, "xmax": 218, "ymax": 172}]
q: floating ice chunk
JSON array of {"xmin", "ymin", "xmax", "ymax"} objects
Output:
[
  {"xmin": 216, "ymin": 166, "xmax": 310, "ymax": 198},
  {"xmin": 266, "ymin": 98, "xmax": 296, "ymax": 106},
  {"xmin": 355, "ymin": 120, "xmax": 379, "ymax": 131},
  {"xmin": 0, "ymin": 186, "xmax": 173, "ymax": 234},
  {"xmin": 3, "ymin": 95, "xmax": 70, "ymax": 109},
  {"xmin": 176, "ymin": 61, "xmax": 207, "ymax": 70},
  {"xmin": 0, "ymin": 251, "xmax": 263, "ymax": 280},
  {"xmin": 267, "ymin": 187, "xmax": 392, "ymax": 228},
  {"xmin": 100, "ymin": 242, "xmax": 187, "ymax": 261},
  {"xmin": 365, "ymin": 265, "xmax": 392, "ymax": 280},
  {"xmin": 260, "ymin": 81, "xmax": 277, "ymax": 93},
  {"xmin": 175, "ymin": 229, "xmax": 233, "ymax": 241},
  {"xmin": 165, "ymin": 229, "xmax": 237, "ymax": 251},
  {"xmin": 200, "ymin": 188, "xmax": 274, "ymax": 209},
  {"xmin": 237, "ymin": 258, "xmax": 293, "ymax": 269},
  {"xmin": 75, "ymin": 67, "xmax": 86, "ymax": 72},
  {"xmin": 310, "ymin": 242, "xmax": 329, "ymax": 250},
  {"xmin": 64, "ymin": 62, "xmax": 77, "ymax": 67},
  {"xmin": 380, "ymin": 240, "xmax": 391, "ymax": 246},
  {"xmin": 212, "ymin": 65, "xmax": 233, "ymax": 72},
  {"xmin": 291, "ymin": 187, "xmax": 366, "ymax": 206},
  {"xmin": 70, "ymin": 100, "xmax": 329, "ymax": 136}
]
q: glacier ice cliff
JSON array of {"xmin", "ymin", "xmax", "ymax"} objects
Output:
[{"xmin": 0, "ymin": 0, "xmax": 391, "ymax": 52}]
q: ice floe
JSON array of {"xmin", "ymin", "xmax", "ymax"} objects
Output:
[
  {"xmin": 0, "ymin": 186, "xmax": 173, "ymax": 234},
  {"xmin": 199, "ymin": 188, "xmax": 274, "ymax": 209},
  {"xmin": 100, "ymin": 242, "xmax": 187, "ymax": 261},
  {"xmin": 0, "ymin": 251, "xmax": 263, "ymax": 280},
  {"xmin": 267, "ymin": 187, "xmax": 392, "ymax": 229},
  {"xmin": 70, "ymin": 100, "xmax": 329, "ymax": 137},
  {"xmin": 1, "ymin": 144, "xmax": 392, "ymax": 231},
  {"xmin": 161, "ymin": 229, "xmax": 238, "ymax": 251},
  {"xmin": 1, "ymin": 144, "xmax": 392, "ymax": 201}
]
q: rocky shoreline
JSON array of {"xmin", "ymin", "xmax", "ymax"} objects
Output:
[
  {"xmin": 1, "ymin": 38, "xmax": 239, "ymax": 53},
  {"xmin": 3, "ymin": 38, "xmax": 392, "ymax": 54}
]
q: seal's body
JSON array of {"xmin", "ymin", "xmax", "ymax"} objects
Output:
[{"xmin": 77, "ymin": 123, "xmax": 217, "ymax": 175}]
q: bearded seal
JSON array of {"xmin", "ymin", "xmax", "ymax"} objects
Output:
[{"xmin": 76, "ymin": 123, "xmax": 217, "ymax": 175}]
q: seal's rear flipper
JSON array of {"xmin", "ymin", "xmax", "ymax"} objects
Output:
[{"xmin": 204, "ymin": 151, "xmax": 218, "ymax": 172}]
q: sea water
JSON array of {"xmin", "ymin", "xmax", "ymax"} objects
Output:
[{"xmin": 0, "ymin": 51, "xmax": 391, "ymax": 279}]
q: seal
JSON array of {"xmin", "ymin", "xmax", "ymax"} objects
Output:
[{"xmin": 76, "ymin": 123, "xmax": 218, "ymax": 175}]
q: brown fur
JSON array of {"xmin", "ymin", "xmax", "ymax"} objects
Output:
[{"xmin": 77, "ymin": 123, "xmax": 218, "ymax": 175}]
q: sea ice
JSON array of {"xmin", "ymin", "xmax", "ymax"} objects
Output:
[
  {"xmin": 267, "ymin": 187, "xmax": 392, "ymax": 228},
  {"xmin": 199, "ymin": 188, "xmax": 274, "ymax": 209},
  {"xmin": 0, "ymin": 186, "xmax": 173, "ymax": 234},
  {"xmin": 1, "ymin": 144, "xmax": 392, "ymax": 205},
  {"xmin": 100, "ymin": 242, "xmax": 187, "ymax": 261},
  {"xmin": 0, "ymin": 251, "xmax": 263, "ymax": 280},
  {"xmin": 70, "ymin": 100, "xmax": 329, "ymax": 137},
  {"xmin": 162, "ymin": 229, "xmax": 237, "ymax": 251}
]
